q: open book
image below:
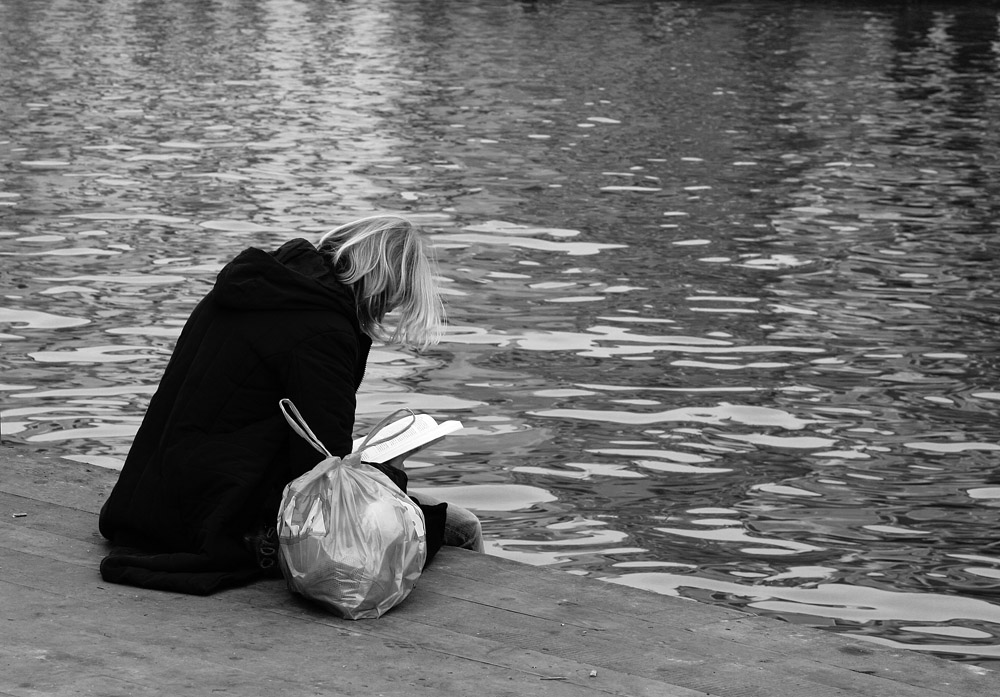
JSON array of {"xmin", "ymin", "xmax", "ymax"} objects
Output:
[{"xmin": 352, "ymin": 412, "xmax": 463, "ymax": 464}]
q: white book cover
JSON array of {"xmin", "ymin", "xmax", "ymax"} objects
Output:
[{"xmin": 352, "ymin": 413, "xmax": 463, "ymax": 464}]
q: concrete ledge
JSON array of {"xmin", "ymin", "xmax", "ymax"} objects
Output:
[{"xmin": 2, "ymin": 445, "xmax": 998, "ymax": 696}]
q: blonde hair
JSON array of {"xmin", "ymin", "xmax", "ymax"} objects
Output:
[{"xmin": 318, "ymin": 215, "xmax": 445, "ymax": 348}]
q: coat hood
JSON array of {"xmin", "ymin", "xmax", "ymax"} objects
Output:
[{"xmin": 212, "ymin": 238, "xmax": 359, "ymax": 328}]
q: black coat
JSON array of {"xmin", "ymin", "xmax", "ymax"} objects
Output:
[{"xmin": 98, "ymin": 239, "xmax": 443, "ymax": 594}]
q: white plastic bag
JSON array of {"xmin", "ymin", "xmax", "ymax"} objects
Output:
[{"xmin": 276, "ymin": 399, "xmax": 427, "ymax": 619}]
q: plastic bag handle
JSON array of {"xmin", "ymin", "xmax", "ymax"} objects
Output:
[
  {"xmin": 279, "ymin": 399, "xmax": 333, "ymax": 458},
  {"xmin": 357, "ymin": 408, "xmax": 418, "ymax": 455},
  {"xmin": 278, "ymin": 399, "xmax": 418, "ymax": 458}
]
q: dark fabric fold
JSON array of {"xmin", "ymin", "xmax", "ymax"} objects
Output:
[
  {"xmin": 417, "ymin": 501, "xmax": 448, "ymax": 567},
  {"xmin": 100, "ymin": 550, "xmax": 265, "ymax": 596}
]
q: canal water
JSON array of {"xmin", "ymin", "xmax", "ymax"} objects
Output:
[{"xmin": 3, "ymin": 0, "xmax": 1000, "ymax": 664}]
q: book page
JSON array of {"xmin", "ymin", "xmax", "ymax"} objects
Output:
[{"xmin": 352, "ymin": 413, "xmax": 462, "ymax": 464}]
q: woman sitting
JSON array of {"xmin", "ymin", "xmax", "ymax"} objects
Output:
[{"xmin": 99, "ymin": 215, "xmax": 483, "ymax": 595}]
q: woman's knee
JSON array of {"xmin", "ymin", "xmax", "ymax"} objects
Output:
[{"xmin": 443, "ymin": 503, "xmax": 484, "ymax": 552}]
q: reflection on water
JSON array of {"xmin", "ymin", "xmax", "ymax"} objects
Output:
[{"xmin": 3, "ymin": 0, "xmax": 1000, "ymax": 664}]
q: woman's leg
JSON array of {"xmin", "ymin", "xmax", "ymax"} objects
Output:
[
  {"xmin": 414, "ymin": 493, "xmax": 484, "ymax": 552},
  {"xmin": 443, "ymin": 501, "xmax": 485, "ymax": 552}
]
